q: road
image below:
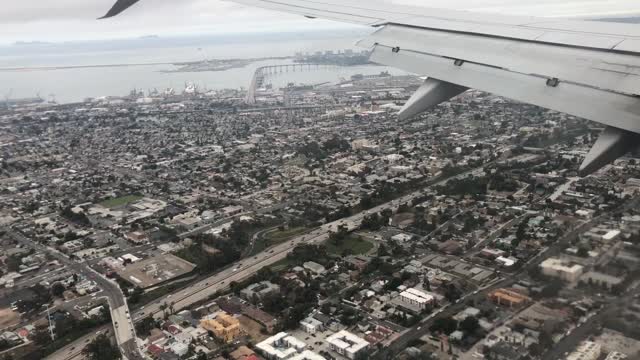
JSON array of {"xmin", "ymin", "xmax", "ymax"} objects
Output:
[
  {"xmin": 375, "ymin": 195, "xmax": 640, "ymax": 359},
  {"xmin": 134, "ymin": 167, "xmax": 485, "ymax": 322},
  {"xmin": 542, "ymin": 280, "xmax": 640, "ymax": 360},
  {"xmin": 242, "ymin": 225, "xmax": 281, "ymax": 257},
  {"xmin": 30, "ymin": 163, "xmax": 494, "ymax": 358},
  {"xmin": 374, "ymin": 215, "xmax": 602, "ymax": 359},
  {"xmin": 3, "ymin": 228, "xmax": 144, "ymax": 360},
  {"xmin": 45, "ymin": 325, "xmax": 111, "ymax": 360}
]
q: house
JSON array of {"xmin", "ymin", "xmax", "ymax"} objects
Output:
[
  {"xmin": 241, "ymin": 281, "xmax": 281, "ymax": 302},
  {"xmin": 300, "ymin": 316, "xmax": 324, "ymax": 334},
  {"xmin": 303, "ymin": 261, "xmax": 327, "ymax": 276}
]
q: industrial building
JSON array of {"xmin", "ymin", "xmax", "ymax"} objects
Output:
[{"xmin": 115, "ymin": 253, "xmax": 196, "ymax": 288}]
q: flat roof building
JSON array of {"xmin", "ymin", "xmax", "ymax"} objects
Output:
[
  {"xmin": 605, "ymin": 351, "xmax": 627, "ymax": 360},
  {"xmin": 325, "ymin": 330, "xmax": 370, "ymax": 360},
  {"xmin": 241, "ymin": 281, "xmax": 281, "ymax": 302},
  {"xmin": 300, "ymin": 316, "xmax": 324, "ymax": 334},
  {"xmin": 200, "ymin": 311, "xmax": 241, "ymax": 343},
  {"xmin": 566, "ymin": 341, "xmax": 601, "ymax": 360},
  {"xmin": 399, "ymin": 288, "xmax": 435, "ymax": 310},
  {"xmin": 116, "ymin": 253, "xmax": 196, "ymax": 289},
  {"xmin": 488, "ymin": 288, "xmax": 531, "ymax": 308},
  {"xmin": 256, "ymin": 332, "xmax": 325, "ymax": 360},
  {"xmin": 303, "ymin": 261, "xmax": 327, "ymax": 276},
  {"xmin": 540, "ymin": 257, "xmax": 584, "ymax": 282}
]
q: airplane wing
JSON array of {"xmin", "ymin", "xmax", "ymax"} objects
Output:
[{"xmin": 102, "ymin": 0, "xmax": 640, "ymax": 175}]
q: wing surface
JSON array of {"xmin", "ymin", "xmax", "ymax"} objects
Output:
[{"xmin": 103, "ymin": 0, "xmax": 640, "ymax": 174}]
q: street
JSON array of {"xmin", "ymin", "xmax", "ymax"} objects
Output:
[{"xmin": 4, "ymin": 228, "xmax": 144, "ymax": 360}]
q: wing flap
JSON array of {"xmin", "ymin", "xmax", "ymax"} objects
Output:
[
  {"xmin": 360, "ymin": 25, "xmax": 640, "ymax": 96},
  {"xmin": 225, "ymin": 0, "xmax": 640, "ymax": 53},
  {"xmin": 101, "ymin": 0, "xmax": 140, "ymax": 19},
  {"xmin": 369, "ymin": 42, "xmax": 640, "ymax": 134},
  {"xmin": 228, "ymin": 0, "xmax": 386, "ymax": 25},
  {"xmin": 615, "ymin": 39, "xmax": 640, "ymax": 52}
]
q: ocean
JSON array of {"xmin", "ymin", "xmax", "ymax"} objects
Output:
[{"xmin": 0, "ymin": 30, "xmax": 407, "ymax": 104}]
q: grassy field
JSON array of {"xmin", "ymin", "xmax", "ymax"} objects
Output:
[
  {"xmin": 325, "ymin": 236, "xmax": 374, "ymax": 256},
  {"xmin": 269, "ymin": 257, "xmax": 298, "ymax": 272},
  {"xmin": 250, "ymin": 227, "xmax": 308, "ymax": 256},
  {"xmin": 99, "ymin": 194, "xmax": 143, "ymax": 208},
  {"xmin": 265, "ymin": 227, "xmax": 308, "ymax": 242}
]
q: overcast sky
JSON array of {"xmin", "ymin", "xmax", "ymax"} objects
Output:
[{"xmin": 2, "ymin": 0, "xmax": 639, "ymax": 44}]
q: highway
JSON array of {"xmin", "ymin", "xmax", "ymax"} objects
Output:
[
  {"xmin": 45, "ymin": 325, "xmax": 111, "ymax": 360},
  {"xmin": 3, "ymin": 227, "xmax": 144, "ymax": 360},
  {"xmin": 134, "ymin": 167, "xmax": 485, "ymax": 322},
  {"xmin": 27, "ymin": 165, "xmax": 489, "ymax": 358}
]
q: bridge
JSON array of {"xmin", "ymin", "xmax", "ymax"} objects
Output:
[{"xmin": 245, "ymin": 63, "xmax": 333, "ymax": 104}]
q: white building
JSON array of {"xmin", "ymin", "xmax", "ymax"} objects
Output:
[
  {"xmin": 540, "ymin": 258, "xmax": 584, "ymax": 282},
  {"xmin": 289, "ymin": 351, "xmax": 326, "ymax": 360},
  {"xmin": 605, "ymin": 352, "xmax": 627, "ymax": 360},
  {"xmin": 303, "ymin": 261, "xmax": 327, "ymax": 276},
  {"xmin": 169, "ymin": 342, "xmax": 189, "ymax": 357},
  {"xmin": 566, "ymin": 341, "xmax": 601, "ymax": 360},
  {"xmin": 399, "ymin": 288, "xmax": 435, "ymax": 310},
  {"xmin": 604, "ymin": 351, "xmax": 627, "ymax": 360},
  {"xmin": 174, "ymin": 331, "xmax": 193, "ymax": 345},
  {"xmin": 256, "ymin": 332, "xmax": 325, "ymax": 360},
  {"xmin": 300, "ymin": 317, "xmax": 324, "ymax": 334},
  {"xmin": 325, "ymin": 330, "xmax": 369, "ymax": 360}
]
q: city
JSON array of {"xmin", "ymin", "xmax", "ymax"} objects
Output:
[{"xmin": 1, "ymin": 67, "xmax": 640, "ymax": 360}]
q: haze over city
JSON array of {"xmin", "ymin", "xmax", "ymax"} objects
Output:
[
  {"xmin": 1, "ymin": 1, "xmax": 640, "ymax": 360},
  {"xmin": 1, "ymin": 0, "xmax": 640, "ymax": 43}
]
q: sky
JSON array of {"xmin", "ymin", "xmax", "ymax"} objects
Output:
[{"xmin": 2, "ymin": 0, "xmax": 640, "ymax": 44}]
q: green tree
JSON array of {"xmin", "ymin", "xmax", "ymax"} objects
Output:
[
  {"xmin": 429, "ymin": 316, "xmax": 458, "ymax": 335},
  {"xmin": 82, "ymin": 334, "xmax": 121, "ymax": 360},
  {"xmin": 540, "ymin": 279, "xmax": 564, "ymax": 298},
  {"xmin": 460, "ymin": 316, "xmax": 480, "ymax": 334},
  {"xmin": 6, "ymin": 256, "xmax": 21, "ymax": 272},
  {"xmin": 51, "ymin": 283, "xmax": 66, "ymax": 298}
]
